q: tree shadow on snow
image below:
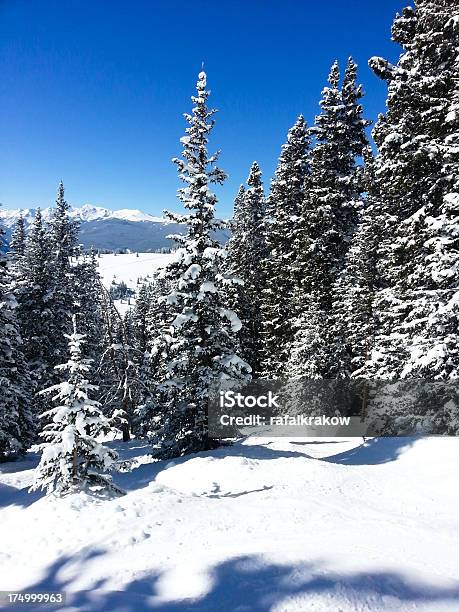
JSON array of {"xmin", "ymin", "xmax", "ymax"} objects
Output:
[
  {"xmin": 105, "ymin": 439, "xmax": 152, "ymax": 461},
  {"xmin": 0, "ymin": 453, "xmax": 44, "ymax": 508},
  {"xmin": 0, "ymin": 453, "xmax": 40, "ymax": 474},
  {"xmin": 220, "ymin": 443, "xmax": 312, "ymax": 461},
  {"xmin": 0, "ymin": 483, "xmax": 44, "ymax": 509},
  {"xmin": 290, "ymin": 440, "xmax": 348, "ymax": 445},
  {"xmin": 21, "ymin": 551, "xmax": 459, "ymax": 611},
  {"xmin": 322, "ymin": 437, "xmax": 418, "ymax": 466}
]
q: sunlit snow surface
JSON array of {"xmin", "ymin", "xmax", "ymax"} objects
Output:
[
  {"xmin": 0, "ymin": 437, "xmax": 458, "ymax": 611},
  {"xmin": 97, "ymin": 252, "xmax": 174, "ymax": 314}
]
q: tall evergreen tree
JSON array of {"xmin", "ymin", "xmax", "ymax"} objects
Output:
[
  {"xmin": 261, "ymin": 115, "xmax": 311, "ymax": 377},
  {"xmin": 226, "ymin": 162, "xmax": 266, "ymax": 374},
  {"xmin": 289, "ymin": 59, "xmax": 370, "ymax": 379},
  {"xmin": 9, "ymin": 214, "xmax": 26, "ymax": 259},
  {"xmin": 17, "ymin": 184, "xmax": 80, "ymax": 390},
  {"xmin": 16, "ymin": 209, "xmax": 55, "ymax": 402},
  {"xmin": 73, "ymin": 251, "xmax": 105, "ymax": 366},
  {"xmin": 228, "ymin": 185, "xmax": 246, "ymax": 237},
  {"xmin": 341, "ymin": 57, "xmax": 370, "ymax": 172},
  {"xmin": 15, "ymin": 189, "xmax": 99, "ymax": 416},
  {"xmin": 98, "ymin": 292, "xmax": 139, "ymax": 441},
  {"xmin": 327, "ymin": 147, "xmax": 383, "ymax": 379},
  {"xmin": 225, "ymin": 184, "xmax": 246, "ymax": 281},
  {"xmin": 31, "ymin": 316, "xmax": 122, "ymax": 495},
  {"xmin": 150, "ymin": 70, "xmax": 250, "ymax": 459},
  {"xmin": 0, "ymin": 219, "xmax": 35, "ymax": 459},
  {"xmin": 134, "ymin": 274, "xmax": 174, "ymax": 439},
  {"xmin": 49, "ymin": 181, "xmax": 80, "ymax": 367},
  {"xmin": 365, "ymin": 1, "xmax": 459, "ymax": 388},
  {"xmin": 224, "ymin": 185, "xmax": 245, "ymax": 341},
  {"xmin": 8, "ymin": 214, "xmax": 28, "ymax": 292},
  {"xmin": 287, "ymin": 291, "xmax": 329, "ymax": 380},
  {"xmin": 131, "ymin": 283, "xmax": 153, "ymax": 354}
]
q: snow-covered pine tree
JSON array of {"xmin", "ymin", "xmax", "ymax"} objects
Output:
[
  {"xmin": 97, "ymin": 291, "xmax": 139, "ymax": 441},
  {"xmin": 48, "ymin": 181, "xmax": 80, "ymax": 368},
  {"xmin": 224, "ymin": 185, "xmax": 245, "ymax": 340},
  {"xmin": 8, "ymin": 214, "xmax": 28, "ymax": 288},
  {"xmin": 132, "ymin": 282, "xmax": 153, "ymax": 354},
  {"xmin": 260, "ymin": 115, "xmax": 311, "ymax": 377},
  {"xmin": 135, "ymin": 274, "xmax": 173, "ymax": 439},
  {"xmin": 229, "ymin": 185, "xmax": 246, "ymax": 239},
  {"xmin": 31, "ymin": 315, "xmax": 123, "ymax": 495},
  {"xmin": 289, "ymin": 59, "xmax": 370, "ymax": 379},
  {"xmin": 144, "ymin": 274, "xmax": 172, "ymax": 361},
  {"xmin": 9, "ymin": 214, "xmax": 27, "ymax": 259},
  {"xmin": 331, "ymin": 147, "xmax": 382, "ymax": 377},
  {"xmin": 15, "ymin": 196, "xmax": 106, "ymax": 426},
  {"xmin": 150, "ymin": 70, "xmax": 251, "ymax": 459},
  {"xmin": 225, "ymin": 185, "xmax": 246, "ymax": 276},
  {"xmin": 123, "ymin": 282, "xmax": 159, "ymax": 434},
  {"xmin": 341, "ymin": 57, "xmax": 370, "ymax": 177},
  {"xmin": 16, "ymin": 208, "xmax": 55, "ymax": 407},
  {"xmin": 0, "ymin": 220, "xmax": 35, "ymax": 459},
  {"xmin": 225, "ymin": 162, "xmax": 267, "ymax": 374},
  {"xmin": 73, "ymin": 250, "xmax": 105, "ymax": 366},
  {"xmin": 287, "ymin": 291, "xmax": 329, "ymax": 381},
  {"xmin": 365, "ymin": 1, "xmax": 459, "ymax": 394}
]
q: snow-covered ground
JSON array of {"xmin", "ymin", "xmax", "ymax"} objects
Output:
[
  {"xmin": 97, "ymin": 252, "xmax": 173, "ymax": 289},
  {"xmin": 0, "ymin": 437, "xmax": 458, "ymax": 611},
  {"xmin": 97, "ymin": 253, "xmax": 174, "ymax": 314}
]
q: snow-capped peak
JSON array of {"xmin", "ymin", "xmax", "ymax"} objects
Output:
[
  {"xmin": 69, "ymin": 204, "xmax": 113, "ymax": 222},
  {"xmin": 0, "ymin": 204, "xmax": 166, "ymax": 228},
  {"xmin": 110, "ymin": 209, "xmax": 165, "ymax": 223},
  {"xmin": 69, "ymin": 204, "xmax": 166, "ymax": 223}
]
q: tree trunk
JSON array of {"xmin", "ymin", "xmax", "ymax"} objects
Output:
[
  {"xmin": 72, "ymin": 447, "xmax": 78, "ymax": 479},
  {"xmin": 122, "ymin": 421, "xmax": 131, "ymax": 442}
]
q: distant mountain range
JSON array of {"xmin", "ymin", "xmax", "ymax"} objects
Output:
[{"xmin": 0, "ymin": 204, "xmax": 230, "ymax": 252}]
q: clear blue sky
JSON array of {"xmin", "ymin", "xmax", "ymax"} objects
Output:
[{"xmin": 0, "ymin": 0, "xmax": 406, "ymax": 217}]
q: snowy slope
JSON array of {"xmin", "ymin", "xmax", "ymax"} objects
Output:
[
  {"xmin": 97, "ymin": 253, "xmax": 174, "ymax": 289},
  {"xmin": 0, "ymin": 205, "xmax": 230, "ymax": 253},
  {"xmin": 96, "ymin": 252, "xmax": 174, "ymax": 315},
  {"xmin": 0, "ymin": 437, "xmax": 458, "ymax": 611}
]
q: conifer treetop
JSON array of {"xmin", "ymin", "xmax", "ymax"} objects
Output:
[
  {"xmin": 51, "ymin": 181, "xmax": 79, "ymax": 261},
  {"xmin": 169, "ymin": 70, "xmax": 226, "ymax": 231},
  {"xmin": 9, "ymin": 215, "xmax": 26, "ymax": 259},
  {"xmin": 247, "ymin": 161, "xmax": 262, "ymax": 186}
]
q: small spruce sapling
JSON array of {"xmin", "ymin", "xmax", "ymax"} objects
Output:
[{"xmin": 31, "ymin": 316, "xmax": 124, "ymax": 496}]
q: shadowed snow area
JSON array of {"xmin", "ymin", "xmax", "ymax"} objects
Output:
[{"xmin": 0, "ymin": 437, "xmax": 458, "ymax": 611}]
